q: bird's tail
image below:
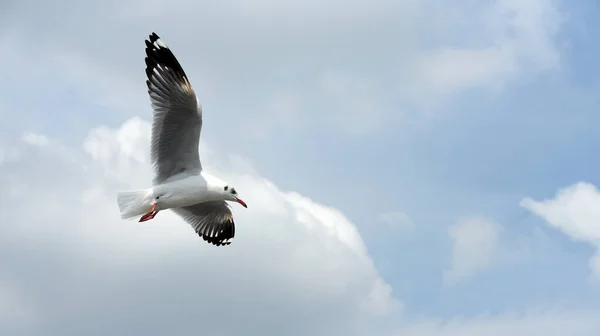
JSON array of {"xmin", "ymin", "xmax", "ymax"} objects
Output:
[{"xmin": 116, "ymin": 189, "xmax": 153, "ymax": 220}]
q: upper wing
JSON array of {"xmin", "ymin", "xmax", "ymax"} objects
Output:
[
  {"xmin": 144, "ymin": 32, "xmax": 203, "ymax": 185},
  {"xmin": 171, "ymin": 201, "xmax": 236, "ymax": 246}
]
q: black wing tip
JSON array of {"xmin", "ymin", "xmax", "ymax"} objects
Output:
[
  {"xmin": 143, "ymin": 31, "xmax": 189, "ymax": 84},
  {"xmin": 144, "ymin": 32, "xmax": 162, "ymax": 52},
  {"xmin": 149, "ymin": 32, "xmax": 160, "ymax": 42},
  {"xmin": 200, "ymin": 219, "xmax": 236, "ymax": 247},
  {"xmin": 203, "ymin": 236, "xmax": 233, "ymax": 247}
]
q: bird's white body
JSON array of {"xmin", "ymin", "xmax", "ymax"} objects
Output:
[{"xmin": 117, "ymin": 172, "xmax": 227, "ymax": 219}]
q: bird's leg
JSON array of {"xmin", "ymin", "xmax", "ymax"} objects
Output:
[{"xmin": 139, "ymin": 203, "xmax": 159, "ymax": 222}]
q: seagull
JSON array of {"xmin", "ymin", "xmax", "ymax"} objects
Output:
[{"xmin": 116, "ymin": 32, "xmax": 248, "ymax": 246}]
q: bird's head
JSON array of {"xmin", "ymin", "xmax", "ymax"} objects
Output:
[{"xmin": 221, "ymin": 184, "xmax": 247, "ymax": 208}]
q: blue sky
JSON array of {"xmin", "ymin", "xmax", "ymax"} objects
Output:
[{"xmin": 2, "ymin": 0, "xmax": 600, "ymax": 335}]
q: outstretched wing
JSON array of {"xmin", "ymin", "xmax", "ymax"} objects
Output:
[
  {"xmin": 145, "ymin": 32, "xmax": 203, "ymax": 185},
  {"xmin": 171, "ymin": 201, "xmax": 236, "ymax": 246}
]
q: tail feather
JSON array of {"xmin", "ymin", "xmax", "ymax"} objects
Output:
[{"xmin": 117, "ymin": 189, "xmax": 153, "ymax": 219}]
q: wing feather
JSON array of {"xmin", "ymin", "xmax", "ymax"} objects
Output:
[
  {"xmin": 144, "ymin": 32, "xmax": 203, "ymax": 184},
  {"xmin": 171, "ymin": 201, "xmax": 236, "ymax": 246}
]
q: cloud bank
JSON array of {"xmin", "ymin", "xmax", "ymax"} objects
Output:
[{"xmin": 0, "ymin": 118, "xmax": 394, "ymax": 335}]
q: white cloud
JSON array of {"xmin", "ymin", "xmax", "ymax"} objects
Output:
[
  {"xmin": 521, "ymin": 182, "xmax": 600, "ymax": 280},
  {"xmin": 2, "ymin": 119, "xmax": 598, "ymax": 336},
  {"xmin": 0, "ymin": 118, "xmax": 395, "ymax": 335},
  {"xmin": 21, "ymin": 132, "xmax": 50, "ymax": 147},
  {"xmin": 444, "ymin": 217, "xmax": 500, "ymax": 286},
  {"xmin": 521, "ymin": 182, "xmax": 600, "ymax": 244}
]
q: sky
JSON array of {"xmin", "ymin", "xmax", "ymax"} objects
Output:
[{"xmin": 1, "ymin": 0, "xmax": 600, "ymax": 335}]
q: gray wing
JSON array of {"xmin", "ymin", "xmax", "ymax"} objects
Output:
[
  {"xmin": 171, "ymin": 201, "xmax": 236, "ymax": 246},
  {"xmin": 144, "ymin": 32, "xmax": 203, "ymax": 185}
]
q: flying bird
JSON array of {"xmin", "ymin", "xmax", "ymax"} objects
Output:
[{"xmin": 116, "ymin": 32, "xmax": 248, "ymax": 246}]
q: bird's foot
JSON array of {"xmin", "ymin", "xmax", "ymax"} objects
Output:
[{"xmin": 139, "ymin": 203, "xmax": 159, "ymax": 222}]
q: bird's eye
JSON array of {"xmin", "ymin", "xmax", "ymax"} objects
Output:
[
  {"xmin": 224, "ymin": 186, "xmax": 228, "ymax": 191},
  {"xmin": 231, "ymin": 188, "xmax": 237, "ymax": 195}
]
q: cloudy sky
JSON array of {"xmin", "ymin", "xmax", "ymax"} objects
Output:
[{"xmin": 2, "ymin": 0, "xmax": 600, "ymax": 335}]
